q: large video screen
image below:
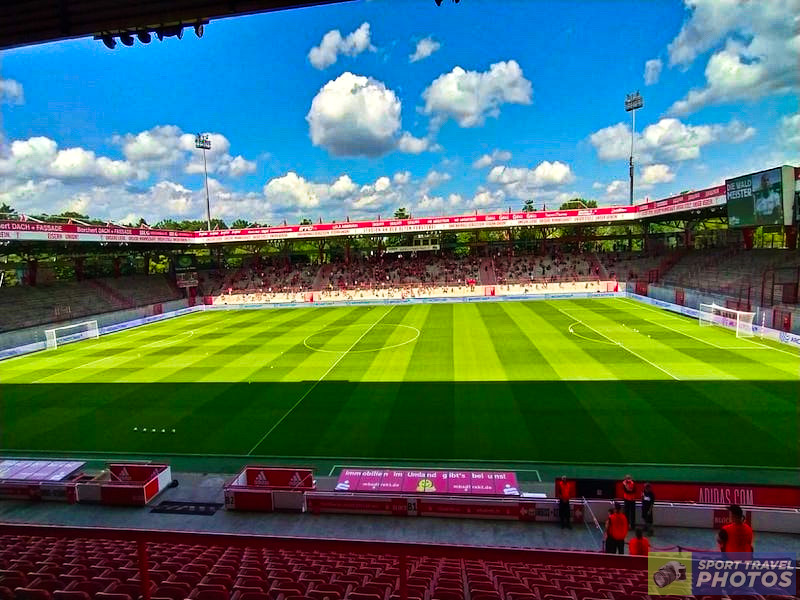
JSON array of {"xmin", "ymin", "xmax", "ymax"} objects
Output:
[
  {"xmin": 174, "ymin": 254, "xmax": 197, "ymax": 272},
  {"xmin": 726, "ymin": 167, "xmax": 784, "ymax": 227}
]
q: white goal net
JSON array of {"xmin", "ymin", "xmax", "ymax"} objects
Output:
[
  {"xmin": 698, "ymin": 303, "xmax": 755, "ymax": 338},
  {"xmin": 44, "ymin": 320, "xmax": 100, "ymax": 349}
]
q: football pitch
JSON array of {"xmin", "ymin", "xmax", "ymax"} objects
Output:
[{"xmin": 1, "ymin": 298, "xmax": 798, "ymax": 478}]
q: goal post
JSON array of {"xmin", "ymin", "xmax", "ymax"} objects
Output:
[
  {"xmin": 44, "ymin": 320, "xmax": 100, "ymax": 349},
  {"xmin": 698, "ymin": 303, "xmax": 755, "ymax": 338}
]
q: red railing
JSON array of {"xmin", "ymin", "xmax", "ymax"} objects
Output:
[{"xmin": 0, "ymin": 522, "xmax": 646, "ymax": 600}]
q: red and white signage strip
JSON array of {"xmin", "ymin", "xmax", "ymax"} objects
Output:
[
  {"xmin": 0, "ymin": 221, "xmax": 195, "ymax": 244},
  {"xmin": 306, "ymin": 493, "xmax": 409, "ymax": 516},
  {"xmin": 0, "ymin": 186, "xmax": 727, "ymax": 245},
  {"xmin": 223, "ymin": 466, "xmax": 315, "ymax": 512},
  {"xmin": 612, "ymin": 480, "xmax": 800, "ymax": 509},
  {"xmin": 75, "ymin": 463, "xmax": 172, "ymax": 506}
]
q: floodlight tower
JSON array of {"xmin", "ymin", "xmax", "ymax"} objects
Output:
[
  {"xmin": 624, "ymin": 91, "xmax": 643, "ymax": 206},
  {"xmin": 195, "ymin": 133, "xmax": 212, "ymax": 230}
]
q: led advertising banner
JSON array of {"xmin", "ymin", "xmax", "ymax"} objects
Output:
[{"xmin": 726, "ymin": 167, "xmax": 784, "ymax": 227}]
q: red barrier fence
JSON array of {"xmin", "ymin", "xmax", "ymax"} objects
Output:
[{"xmin": 0, "ymin": 522, "xmax": 646, "ymax": 600}]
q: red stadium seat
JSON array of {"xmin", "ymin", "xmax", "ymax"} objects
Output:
[
  {"xmin": 14, "ymin": 588, "xmax": 53, "ymax": 600},
  {"xmin": 52, "ymin": 591, "xmax": 91, "ymax": 600}
]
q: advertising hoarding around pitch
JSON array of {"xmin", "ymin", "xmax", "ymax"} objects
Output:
[{"xmin": 726, "ymin": 166, "xmax": 795, "ymax": 227}]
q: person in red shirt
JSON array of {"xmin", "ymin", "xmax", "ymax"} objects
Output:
[
  {"xmin": 605, "ymin": 503, "xmax": 628, "ymax": 554},
  {"xmin": 628, "ymin": 527, "xmax": 650, "ymax": 556},
  {"xmin": 556, "ymin": 475, "xmax": 572, "ymax": 530},
  {"xmin": 621, "ymin": 474, "xmax": 636, "ymax": 529},
  {"xmin": 721, "ymin": 504, "xmax": 753, "ymax": 554}
]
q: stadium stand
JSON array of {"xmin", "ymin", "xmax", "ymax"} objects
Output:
[
  {"xmin": 0, "ymin": 275, "xmax": 180, "ymax": 333},
  {"xmin": 597, "ymin": 252, "xmax": 666, "ymax": 283},
  {"xmin": 324, "ymin": 255, "xmax": 481, "ymax": 289},
  {"xmin": 0, "ymin": 527, "xmax": 661, "ymax": 600},
  {"xmin": 198, "ymin": 258, "xmax": 317, "ymax": 297},
  {"xmin": 661, "ymin": 248, "xmax": 800, "ymax": 302},
  {"xmin": 493, "ymin": 253, "xmax": 599, "ymax": 285}
]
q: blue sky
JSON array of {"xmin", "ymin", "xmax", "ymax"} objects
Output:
[{"xmin": 0, "ymin": 0, "xmax": 797, "ymax": 225}]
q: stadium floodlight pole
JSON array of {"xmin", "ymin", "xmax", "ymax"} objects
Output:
[
  {"xmin": 195, "ymin": 133, "xmax": 212, "ymax": 230},
  {"xmin": 624, "ymin": 91, "xmax": 643, "ymax": 206}
]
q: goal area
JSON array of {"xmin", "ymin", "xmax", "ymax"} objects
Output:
[
  {"xmin": 698, "ymin": 303, "xmax": 755, "ymax": 338},
  {"xmin": 44, "ymin": 320, "xmax": 100, "ymax": 349}
]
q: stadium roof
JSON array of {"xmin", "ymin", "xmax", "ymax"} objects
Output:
[{"xmin": 0, "ymin": 0, "xmax": 351, "ymax": 49}]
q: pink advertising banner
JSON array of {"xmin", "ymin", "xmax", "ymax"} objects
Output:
[{"xmin": 335, "ymin": 468, "xmax": 520, "ymax": 497}]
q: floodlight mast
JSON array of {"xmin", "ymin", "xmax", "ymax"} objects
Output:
[
  {"xmin": 195, "ymin": 133, "xmax": 212, "ymax": 230},
  {"xmin": 624, "ymin": 91, "xmax": 643, "ymax": 206}
]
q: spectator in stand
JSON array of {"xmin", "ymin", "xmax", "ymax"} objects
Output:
[
  {"xmin": 622, "ymin": 474, "xmax": 636, "ymax": 529},
  {"xmin": 641, "ymin": 482, "xmax": 655, "ymax": 536},
  {"xmin": 605, "ymin": 503, "xmax": 628, "ymax": 554},
  {"xmin": 555, "ymin": 475, "xmax": 572, "ymax": 529},
  {"xmin": 721, "ymin": 504, "xmax": 753, "ymax": 554},
  {"xmin": 628, "ymin": 527, "xmax": 650, "ymax": 556}
]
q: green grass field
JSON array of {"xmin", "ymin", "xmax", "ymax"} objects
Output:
[{"xmin": 1, "ymin": 298, "xmax": 797, "ymax": 478}]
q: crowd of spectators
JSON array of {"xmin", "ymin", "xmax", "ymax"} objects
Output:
[
  {"xmin": 493, "ymin": 251, "xmax": 599, "ymax": 284},
  {"xmin": 325, "ymin": 254, "xmax": 481, "ymax": 290},
  {"xmin": 199, "ymin": 257, "xmax": 317, "ymax": 296}
]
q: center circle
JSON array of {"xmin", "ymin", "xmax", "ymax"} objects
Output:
[{"xmin": 304, "ymin": 323, "xmax": 420, "ymax": 353}]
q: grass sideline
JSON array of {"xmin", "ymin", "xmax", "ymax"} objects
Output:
[{"xmin": 1, "ymin": 298, "xmax": 797, "ymax": 482}]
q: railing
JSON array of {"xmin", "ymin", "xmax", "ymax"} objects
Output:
[{"xmin": 0, "ymin": 522, "xmax": 646, "ymax": 600}]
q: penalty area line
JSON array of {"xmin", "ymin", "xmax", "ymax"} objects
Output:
[
  {"xmin": 622, "ymin": 297, "xmax": 798, "ymax": 358},
  {"xmin": 246, "ymin": 305, "xmax": 396, "ymax": 456},
  {"xmin": 552, "ymin": 302, "xmax": 680, "ymax": 380}
]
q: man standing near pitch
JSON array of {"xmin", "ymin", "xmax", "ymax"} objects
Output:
[
  {"xmin": 605, "ymin": 503, "xmax": 628, "ymax": 554},
  {"xmin": 556, "ymin": 475, "xmax": 572, "ymax": 529},
  {"xmin": 641, "ymin": 482, "xmax": 655, "ymax": 535},
  {"xmin": 622, "ymin": 474, "xmax": 636, "ymax": 529},
  {"xmin": 721, "ymin": 504, "xmax": 754, "ymax": 555}
]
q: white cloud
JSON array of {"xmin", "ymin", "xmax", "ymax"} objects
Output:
[
  {"xmin": 330, "ymin": 174, "xmax": 357, "ymax": 197},
  {"xmin": 644, "ymin": 59, "xmax": 662, "ymax": 85},
  {"xmin": 422, "ymin": 60, "xmax": 532, "ymax": 128},
  {"xmin": 590, "ymin": 117, "xmax": 755, "ymax": 163},
  {"xmin": 114, "ymin": 125, "xmax": 256, "ymax": 177},
  {"xmin": 592, "ymin": 182, "xmax": 605, "ymax": 190},
  {"xmin": 307, "ymin": 72, "xmax": 433, "ymax": 157},
  {"xmin": 115, "ymin": 125, "xmax": 185, "ymax": 170},
  {"xmin": 308, "ymin": 22, "xmax": 374, "ymax": 70},
  {"xmin": 397, "ymin": 132, "xmax": 433, "ymax": 154},
  {"xmin": 393, "ymin": 171, "xmax": 411, "ymax": 185},
  {"xmin": 228, "ymin": 155, "xmax": 258, "ymax": 177},
  {"xmin": 470, "ymin": 187, "xmax": 507, "ymax": 208},
  {"xmin": 261, "ymin": 171, "xmax": 400, "ymax": 219},
  {"xmin": 264, "ymin": 172, "xmax": 324, "ymax": 209},
  {"xmin": 0, "ymin": 78, "xmax": 24, "ymax": 104},
  {"xmin": 487, "ymin": 161, "xmax": 574, "ymax": 199},
  {"xmin": 640, "ymin": 164, "xmax": 676, "ymax": 186},
  {"xmin": 0, "ymin": 136, "xmax": 140, "ymax": 184},
  {"xmin": 409, "ymin": 37, "xmax": 441, "ymax": 63},
  {"xmin": 422, "ymin": 170, "xmax": 451, "ymax": 189},
  {"xmin": 666, "ymin": 0, "xmax": 800, "ymax": 115},
  {"xmin": 472, "ymin": 149, "xmax": 512, "ymax": 169},
  {"xmin": 777, "ymin": 114, "xmax": 800, "ymax": 155},
  {"xmin": 604, "ymin": 180, "xmax": 628, "ymax": 201}
]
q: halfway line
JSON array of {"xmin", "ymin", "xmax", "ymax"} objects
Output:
[{"xmin": 246, "ymin": 305, "xmax": 396, "ymax": 455}]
